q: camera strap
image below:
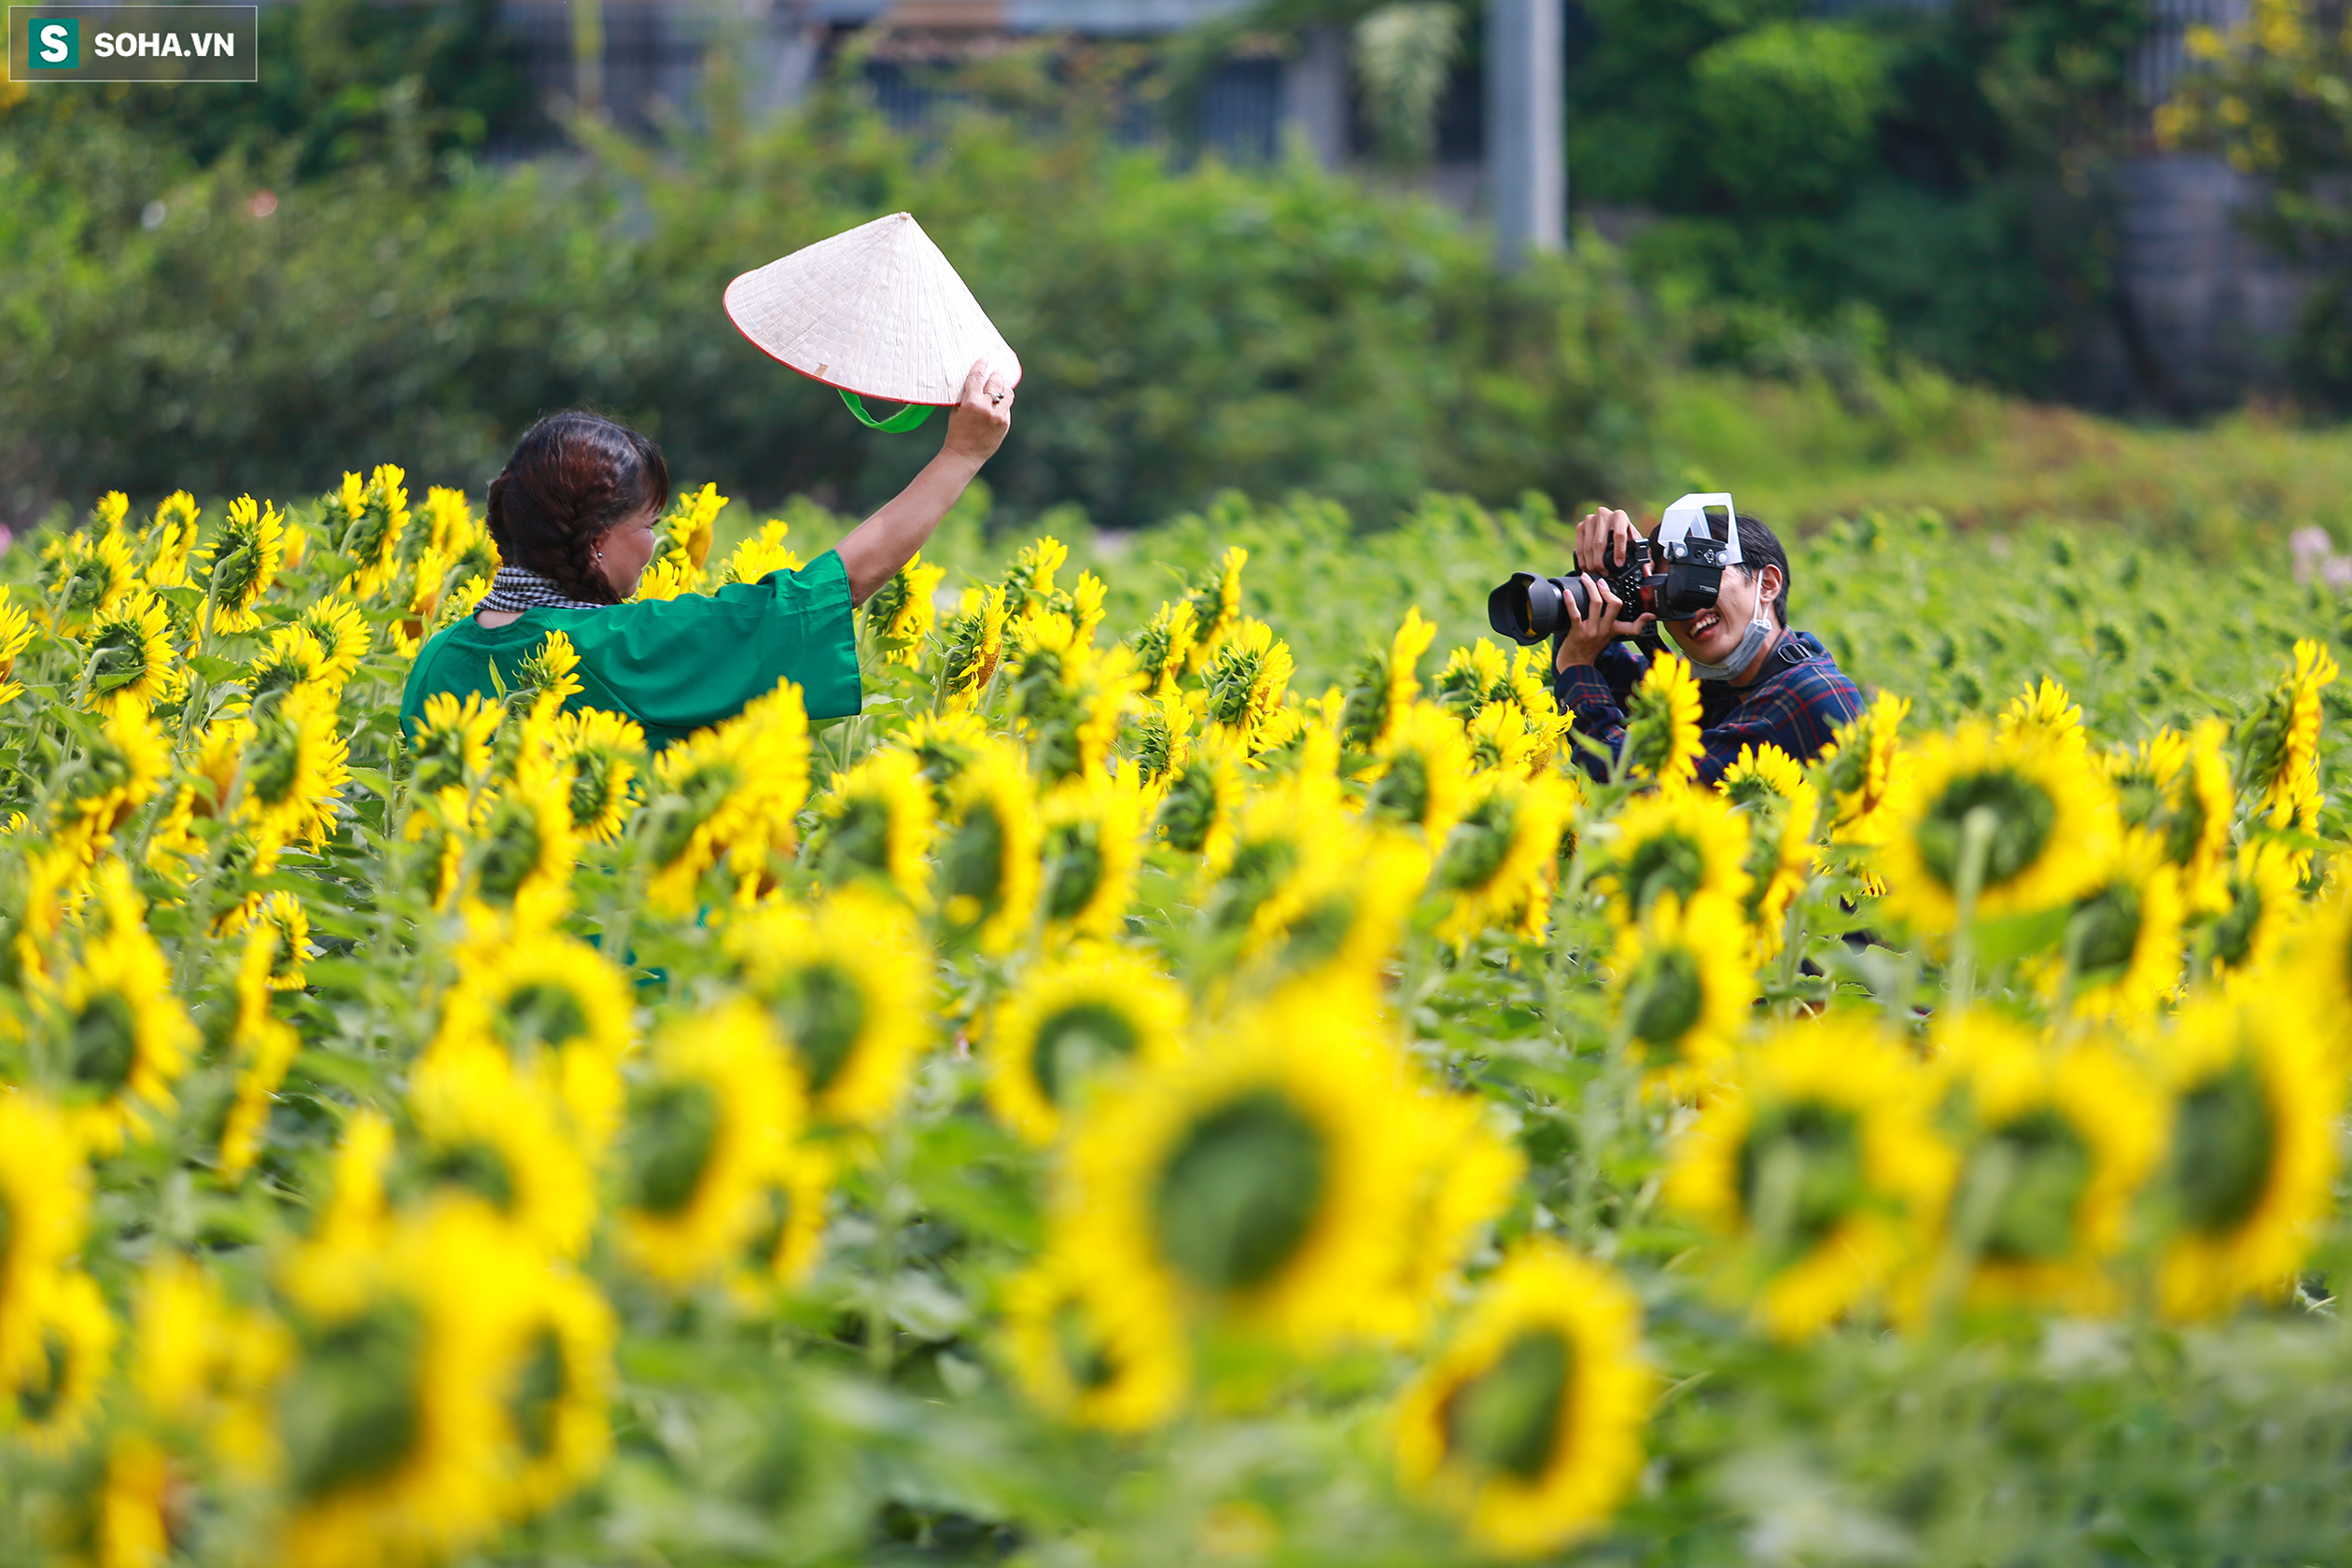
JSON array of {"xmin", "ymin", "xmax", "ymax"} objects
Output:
[{"xmin": 1684, "ymin": 617, "xmax": 1777, "ymax": 681}]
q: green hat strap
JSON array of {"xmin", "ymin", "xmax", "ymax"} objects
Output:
[{"xmin": 840, "ymin": 391, "xmax": 936, "ymax": 432}]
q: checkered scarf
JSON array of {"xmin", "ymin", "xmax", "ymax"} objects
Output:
[{"xmin": 476, "ymin": 564, "xmax": 607, "ymax": 615}]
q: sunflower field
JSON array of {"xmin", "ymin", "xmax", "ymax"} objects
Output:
[{"xmin": 7, "ymin": 468, "xmax": 2352, "ymax": 1568}]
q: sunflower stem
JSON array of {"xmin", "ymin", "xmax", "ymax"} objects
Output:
[{"xmin": 1946, "ymin": 805, "xmax": 1998, "ymax": 1010}]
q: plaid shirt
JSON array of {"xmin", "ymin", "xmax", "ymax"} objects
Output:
[{"xmin": 1552, "ymin": 630, "xmax": 1865, "ymax": 786}]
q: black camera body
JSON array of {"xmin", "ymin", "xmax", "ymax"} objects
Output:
[{"xmin": 1486, "ymin": 494, "xmax": 1739, "ymax": 647}]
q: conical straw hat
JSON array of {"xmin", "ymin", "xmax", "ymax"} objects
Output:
[{"xmin": 724, "ymin": 212, "xmax": 1022, "ymax": 408}]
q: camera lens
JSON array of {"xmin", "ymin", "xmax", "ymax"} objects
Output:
[{"xmin": 1488, "ymin": 572, "xmax": 1575, "ymax": 645}]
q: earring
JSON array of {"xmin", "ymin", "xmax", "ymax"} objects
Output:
[{"xmin": 595, "ymin": 548, "xmax": 604, "ymax": 561}]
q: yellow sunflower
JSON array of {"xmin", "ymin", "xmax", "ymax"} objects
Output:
[
  {"xmin": 1053, "ymin": 984, "xmax": 1420, "ymax": 1350},
  {"xmin": 615, "ymin": 1001, "xmax": 804, "ymax": 1288},
  {"xmin": 717, "ymin": 520, "xmax": 804, "ymax": 587},
  {"xmin": 0, "ymin": 1094, "xmax": 91, "ymax": 1384},
  {"xmin": 727, "ymin": 887, "xmax": 931, "ymax": 1127},
  {"xmin": 728, "ymin": 1141, "xmax": 836, "ymax": 1309},
  {"xmin": 81, "ymin": 589, "xmax": 183, "ymax": 717},
  {"xmin": 806, "ymin": 745, "xmax": 934, "ymax": 903},
  {"xmin": 462, "ymin": 765, "xmax": 579, "ymax": 925},
  {"xmin": 1151, "ymin": 732, "xmax": 1246, "ymax": 870},
  {"xmin": 1338, "ymin": 608, "xmax": 1437, "ymax": 750},
  {"xmin": 1363, "ymin": 701, "xmax": 1472, "ymax": 848},
  {"xmin": 272, "ymin": 1198, "xmax": 536, "ymax": 1568},
  {"xmin": 1350, "ymin": 1087, "xmax": 1523, "ymax": 1344},
  {"xmin": 433, "ymin": 925, "xmax": 635, "ymax": 1149},
  {"xmin": 197, "ymin": 496, "xmax": 286, "ymax": 635},
  {"xmin": 49, "ymin": 911, "xmax": 196, "ymax": 1154},
  {"xmin": 1002, "ymin": 1252, "xmax": 1189, "ymax": 1433},
  {"xmin": 219, "ymin": 925, "xmax": 302, "ymax": 1183},
  {"xmin": 328, "ymin": 465, "xmax": 410, "ymax": 602},
  {"xmin": 1619, "ymin": 651, "xmax": 1703, "ymax": 786},
  {"xmin": 1392, "ymin": 1241, "xmax": 1649, "ymax": 1559},
  {"xmin": 1592, "ymin": 784, "xmax": 1752, "ymax": 930},
  {"xmin": 239, "ymin": 687, "xmax": 351, "ymax": 859},
  {"xmin": 862, "ymin": 549, "xmax": 945, "ymax": 667},
  {"xmin": 1432, "ymin": 770, "xmax": 1575, "ymax": 944},
  {"xmin": 9, "ymin": 1270, "xmax": 117, "ymax": 1455},
  {"xmin": 1128, "ymin": 599, "xmax": 1199, "ymax": 703},
  {"xmin": 1609, "ymin": 891, "xmax": 1754, "ymax": 1100},
  {"xmin": 405, "ymin": 690, "xmax": 500, "ymax": 797},
  {"xmin": 934, "ymin": 739, "xmax": 1043, "ymax": 953},
  {"xmin": 1996, "ymin": 675, "xmax": 2090, "ymax": 759},
  {"xmin": 483, "ymin": 1252, "xmax": 614, "ymax": 1520},
  {"xmin": 2202, "ymin": 839, "xmax": 2303, "ymax": 988},
  {"xmin": 141, "ymin": 491, "xmax": 201, "ymax": 588},
  {"xmin": 940, "ymin": 585, "xmax": 1010, "ymax": 707},
  {"xmin": 45, "ymin": 515, "xmax": 138, "ymax": 636},
  {"xmin": 1183, "ymin": 546, "xmax": 1250, "ymax": 671},
  {"xmin": 1038, "ymin": 772, "xmax": 1145, "ymax": 940},
  {"xmin": 2110, "ymin": 721, "xmax": 2233, "ymax": 913},
  {"xmin": 654, "ymin": 482, "xmax": 724, "ymax": 579},
  {"xmin": 1912, "ymin": 1014, "xmax": 2160, "ymax": 1315},
  {"xmin": 0, "ymin": 597, "xmax": 35, "ymax": 706},
  {"xmin": 546, "ymin": 707, "xmax": 644, "ymax": 845},
  {"xmin": 1198, "ymin": 619, "xmax": 1295, "ymax": 751},
  {"xmin": 130, "ymin": 1253, "xmax": 290, "ymax": 1480},
  {"xmin": 2147, "ymin": 992, "xmax": 2340, "ymax": 1321},
  {"xmin": 1719, "ymin": 742, "xmax": 1821, "ymax": 958},
  {"xmin": 1664, "ymin": 1015, "xmax": 1955, "ymax": 1339},
  {"xmin": 408, "ymin": 1041, "xmax": 597, "ymax": 1259},
  {"xmin": 219, "ymin": 889, "xmax": 311, "ymax": 989},
  {"xmin": 1877, "ymin": 721, "xmax": 2111, "ymax": 932},
  {"xmin": 1818, "ymin": 690, "xmax": 1910, "ymax": 846},
  {"xmin": 2236, "ymin": 637, "xmax": 2338, "ymax": 833},
  {"xmin": 983, "ymin": 945, "xmax": 1189, "ymax": 1146},
  {"xmin": 295, "ymin": 598, "xmax": 372, "ymax": 686},
  {"xmin": 56, "ymin": 702, "xmax": 169, "ymax": 855},
  {"xmin": 1430, "ymin": 637, "xmax": 1510, "ymax": 721},
  {"xmin": 644, "ymin": 682, "xmax": 811, "ymax": 912},
  {"xmin": 247, "ymin": 625, "xmax": 341, "ymax": 711},
  {"xmin": 2039, "ymin": 838, "xmax": 2185, "ymax": 1020}
]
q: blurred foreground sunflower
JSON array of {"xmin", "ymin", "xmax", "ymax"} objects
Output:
[
  {"xmin": 983, "ymin": 945, "xmax": 1187, "ymax": 1147},
  {"xmin": 1878, "ymin": 721, "xmax": 2109, "ymax": 931}
]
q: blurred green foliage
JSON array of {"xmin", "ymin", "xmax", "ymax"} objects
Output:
[
  {"xmin": 0, "ymin": 61, "xmax": 1659, "ymax": 532},
  {"xmin": 1570, "ymin": 0, "xmax": 2150, "ymax": 396}
]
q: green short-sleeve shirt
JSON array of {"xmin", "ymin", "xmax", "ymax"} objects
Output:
[{"xmin": 399, "ymin": 549, "xmax": 861, "ymax": 749}]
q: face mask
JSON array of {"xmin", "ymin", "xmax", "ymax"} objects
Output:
[{"xmin": 1682, "ymin": 614, "xmax": 1776, "ymax": 681}]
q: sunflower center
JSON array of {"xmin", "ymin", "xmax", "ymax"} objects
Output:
[
  {"xmin": 1273, "ymin": 895, "xmax": 1359, "ymax": 973},
  {"xmin": 1054, "ymin": 1301, "xmax": 1121, "ymax": 1392},
  {"xmin": 425, "ymin": 1141, "xmax": 517, "ymax": 1211},
  {"xmin": 2168, "ymin": 1059, "xmax": 2276, "ymax": 1237},
  {"xmin": 1209, "ymin": 836, "xmax": 1301, "ymax": 934},
  {"xmin": 69, "ymin": 994, "xmax": 139, "ymax": 1092},
  {"xmin": 1963, "ymin": 1110, "xmax": 2093, "ymax": 1263},
  {"xmin": 941, "ymin": 804, "xmax": 1008, "ymax": 907},
  {"xmin": 774, "ymin": 962, "xmax": 867, "ymax": 1095},
  {"xmin": 500, "ymin": 983, "xmax": 590, "ymax": 1053},
  {"xmin": 1915, "ymin": 771, "xmax": 2055, "ymax": 893},
  {"xmin": 72, "ymin": 740, "xmax": 133, "ymax": 805},
  {"xmin": 506, "ymin": 1325, "xmax": 567, "ymax": 1462},
  {"xmin": 743, "ymin": 1183, "xmax": 793, "ymax": 1268},
  {"xmin": 245, "ymin": 715, "xmax": 303, "ymax": 806},
  {"xmin": 2161, "ymin": 789, "xmax": 2208, "ymax": 867},
  {"xmin": 2064, "ymin": 881, "xmax": 2144, "ymax": 985},
  {"xmin": 1155, "ymin": 766, "xmax": 1222, "ymax": 855},
  {"xmin": 2207, "ymin": 879, "xmax": 2263, "ymax": 971},
  {"xmin": 1735, "ymin": 1100, "xmax": 1864, "ymax": 1249},
  {"xmin": 825, "ymin": 798, "xmax": 894, "ymax": 878},
  {"xmin": 1435, "ymin": 800, "xmax": 1515, "ymax": 893},
  {"xmin": 16, "ymin": 1331, "xmax": 71, "ymax": 1424},
  {"xmin": 651, "ymin": 761, "xmax": 741, "ymax": 865},
  {"xmin": 624, "ymin": 1080, "xmax": 722, "ymax": 1215},
  {"xmin": 475, "ymin": 801, "xmax": 545, "ymax": 903},
  {"xmin": 1620, "ymin": 832, "xmax": 1704, "ymax": 917},
  {"xmin": 1031, "ymin": 1002, "xmax": 1142, "ymax": 1104},
  {"xmin": 1368, "ymin": 752, "xmax": 1433, "ymax": 831},
  {"xmin": 1629, "ymin": 947, "xmax": 1705, "ymax": 1051},
  {"xmin": 570, "ymin": 754, "xmax": 624, "ymax": 831},
  {"xmin": 1043, "ymin": 820, "xmax": 1106, "ymax": 921},
  {"xmin": 1443, "ymin": 1327, "xmax": 1571, "ymax": 1482},
  {"xmin": 1153, "ymin": 1090, "xmax": 1327, "ymax": 1294},
  {"xmin": 283, "ymin": 1302, "xmax": 426, "ymax": 1501}
]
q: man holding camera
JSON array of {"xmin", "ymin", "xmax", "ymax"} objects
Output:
[{"xmin": 1550, "ymin": 506, "xmax": 1863, "ymax": 785}]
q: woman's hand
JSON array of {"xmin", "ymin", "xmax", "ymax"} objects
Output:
[{"xmin": 943, "ymin": 359, "xmax": 1015, "ymax": 467}]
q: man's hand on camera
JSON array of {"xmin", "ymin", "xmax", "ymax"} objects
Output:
[
  {"xmin": 1554, "ymin": 574, "xmax": 1653, "ymax": 671},
  {"xmin": 1575, "ymin": 507, "xmax": 1643, "ymax": 577}
]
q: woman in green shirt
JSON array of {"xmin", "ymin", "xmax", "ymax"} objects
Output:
[{"xmin": 399, "ymin": 359, "xmax": 1015, "ymax": 748}]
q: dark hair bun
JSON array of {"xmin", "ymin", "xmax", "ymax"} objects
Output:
[{"xmin": 484, "ymin": 412, "xmax": 670, "ymax": 606}]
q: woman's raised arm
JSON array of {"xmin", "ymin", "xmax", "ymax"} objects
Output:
[{"xmin": 834, "ymin": 358, "xmax": 1015, "ymax": 607}]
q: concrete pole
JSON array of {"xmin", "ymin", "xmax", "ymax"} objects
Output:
[
  {"xmin": 1280, "ymin": 23, "xmax": 1351, "ymax": 171},
  {"xmin": 1485, "ymin": 0, "xmax": 1562, "ymax": 267}
]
